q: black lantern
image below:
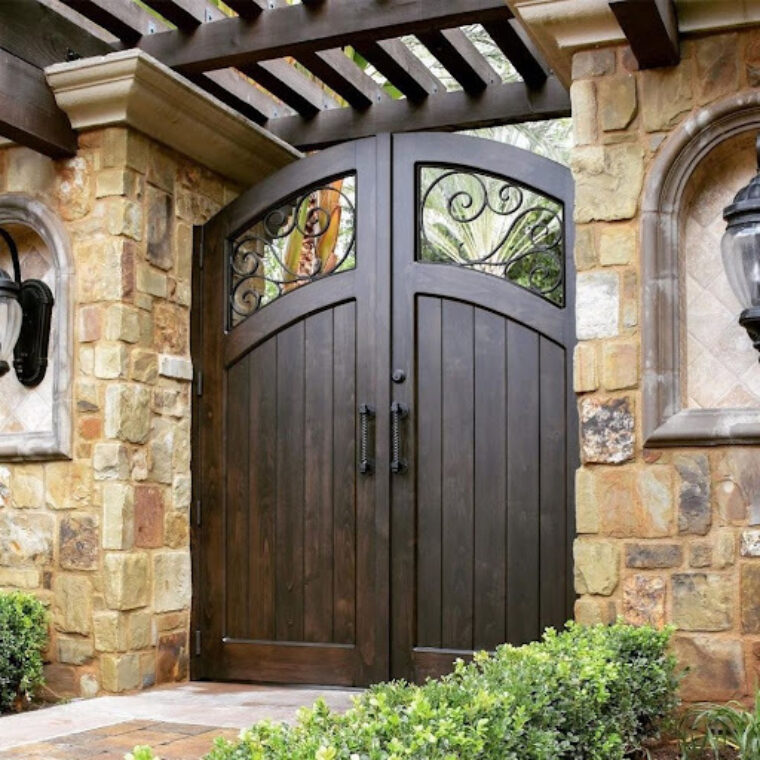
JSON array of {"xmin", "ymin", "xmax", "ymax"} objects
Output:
[{"xmin": 0, "ymin": 227, "xmax": 54, "ymax": 386}]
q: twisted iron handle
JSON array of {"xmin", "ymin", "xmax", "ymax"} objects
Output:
[
  {"xmin": 358, "ymin": 404, "xmax": 374, "ymax": 474},
  {"xmin": 390, "ymin": 401, "xmax": 408, "ymax": 474}
]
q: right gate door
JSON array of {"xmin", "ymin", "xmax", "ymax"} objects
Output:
[{"xmin": 388, "ymin": 134, "xmax": 576, "ymax": 682}]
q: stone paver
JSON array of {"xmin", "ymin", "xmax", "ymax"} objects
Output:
[{"xmin": 0, "ymin": 683, "xmax": 357, "ymax": 759}]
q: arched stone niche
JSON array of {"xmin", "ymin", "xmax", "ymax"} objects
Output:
[
  {"xmin": 0, "ymin": 195, "xmax": 72, "ymax": 459},
  {"xmin": 643, "ymin": 92, "xmax": 760, "ymax": 445}
]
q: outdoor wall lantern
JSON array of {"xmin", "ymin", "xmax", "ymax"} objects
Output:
[{"xmin": 0, "ymin": 227, "xmax": 54, "ymax": 386}]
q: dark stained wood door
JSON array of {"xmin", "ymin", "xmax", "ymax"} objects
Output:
[{"xmin": 192, "ymin": 133, "xmax": 576, "ymax": 687}]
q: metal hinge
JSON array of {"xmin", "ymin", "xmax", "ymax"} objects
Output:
[
  {"xmin": 195, "ymin": 369, "xmax": 203, "ymax": 397},
  {"xmin": 195, "ymin": 629, "xmax": 202, "ymax": 656},
  {"xmin": 195, "ymin": 498, "xmax": 202, "ymax": 528}
]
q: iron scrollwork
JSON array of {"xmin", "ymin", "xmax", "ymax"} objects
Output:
[
  {"xmin": 419, "ymin": 167, "xmax": 564, "ymax": 306},
  {"xmin": 229, "ymin": 176, "xmax": 356, "ymax": 327}
]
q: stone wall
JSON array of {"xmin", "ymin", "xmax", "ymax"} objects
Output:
[
  {"xmin": 572, "ymin": 30, "xmax": 760, "ymax": 701},
  {"xmin": 0, "ymin": 128, "xmax": 238, "ymax": 698}
]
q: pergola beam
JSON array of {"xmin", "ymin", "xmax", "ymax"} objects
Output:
[
  {"xmin": 137, "ymin": 0, "xmax": 514, "ymax": 73},
  {"xmin": 609, "ymin": 0, "xmax": 679, "ymax": 69},
  {"xmin": 267, "ymin": 77, "xmax": 570, "ymax": 151},
  {"xmin": 0, "ymin": 48, "xmax": 77, "ymax": 157},
  {"xmin": 482, "ymin": 19, "xmax": 547, "ymax": 89}
]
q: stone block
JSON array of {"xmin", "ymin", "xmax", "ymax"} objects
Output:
[
  {"xmin": 715, "ymin": 530, "xmax": 736, "ymax": 569},
  {"xmin": 102, "ymin": 128, "xmax": 149, "ymax": 173},
  {"xmin": 742, "ymin": 564, "xmax": 760, "ymax": 633},
  {"xmin": 602, "ymin": 340, "xmax": 638, "ymax": 390},
  {"xmin": 635, "ymin": 467, "xmax": 674, "ymax": 537},
  {"xmin": 149, "ymin": 418, "xmax": 175, "ymax": 485},
  {"xmin": 176, "ymin": 223, "xmax": 193, "ymax": 281},
  {"xmin": 103, "ymin": 552, "xmax": 149, "ymax": 611},
  {"xmin": 6, "ymin": 147, "xmax": 55, "ymax": 195},
  {"xmin": 57, "ymin": 637, "xmax": 94, "ymax": 665},
  {"xmin": 675, "ymin": 454, "xmax": 712, "ymax": 536},
  {"xmin": 172, "ymin": 474, "xmax": 191, "ymax": 511},
  {"xmin": 59, "ymin": 515, "xmax": 99, "ymax": 571},
  {"xmin": 622, "ymin": 574, "xmax": 665, "ymax": 627},
  {"xmin": 131, "ymin": 350, "xmax": 159, "ymax": 384},
  {"xmin": 43, "ymin": 664, "xmax": 78, "ymax": 699},
  {"xmin": 689, "ymin": 543, "xmax": 712, "ymax": 568},
  {"xmin": 94, "ymin": 344, "xmax": 127, "ymax": 379},
  {"xmin": 80, "ymin": 673, "xmax": 99, "ymax": 698},
  {"xmin": 154, "ymin": 550, "xmax": 191, "ymax": 612},
  {"xmin": 575, "ymin": 468, "xmax": 599, "ymax": 533},
  {"xmin": 147, "ymin": 186, "xmax": 174, "ymax": 270},
  {"xmin": 58, "ymin": 155, "xmax": 92, "ymax": 220},
  {"xmin": 674, "ymin": 636, "xmax": 745, "ymax": 702},
  {"xmin": 76, "ymin": 380, "xmax": 100, "ymax": 413},
  {"xmin": 572, "ymin": 144, "xmax": 645, "ymax": 222},
  {"xmin": 78, "ymin": 305, "xmax": 102, "ymax": 343},
  {"xmin": 93, "ymin": 611, "xmax": 128, "ymax": 652},
  {"xmin": 598, "ymin": 223, "xmax": 636, "ymax": 266},
  {"xmin": 0, "ymin": 567, "xmax": 40, "ymax": 588},
  {"xmin": 12, "ymin": 466, "xmax": 45, "ymax": 508},
  {"xmin": 716, "ymin": 478, "xmax": 747, "ymax": 523},
  {"xmin": 574, "ymin": 597, "xmax": 616, "ymax": 625},
  {"xmin": 695, "ymin": 34, "xmax": 739, "ymax": 105},
  {"xmin": 157, "ymin": 632, "xmax": 188, "ymax": 684},
  {"xmin": 742, "ymin": 530, "xmax": 760, "ymax": 557},
  {"xmin": 574, "ymin": 540, "xmax": 619, "ymax": 596},
  {"xmin": 572, "ymin": 49, "xmax": 616, "ymax": 79},
  {"xmin": 580, "ymin": 396, "xmax": 634, "ymax": 464},
  {"xmin": 0, "ymin": 511, "xmax": 54, "ymax": 566},
  {"xmin": 105, "ymin": 304, "xmax": 140, "ymax": 343},
  {"xmin": 571, "ymin": 80, "xmax": 597, "ymax": 146},
  {"xmin": 135, "ymin": 485, "xmax": 164, "ymax": 548},
  {"xmin": 641, "ymin": 65, "xmax": 693, "ymax": 132},
  {"xmin": 599, "ymin": 74, "xmax": 637, "ymax": 131},
  {"xmin": 101, "ymin": 653, "xmax": 141, "ymax": 693},
  {"xmin": 106, "ymin": 199, "xmax": 143, "ymax": 241},
  {"xmin": 53, "ymin": 575, "xmax": 92, "ymax": 635},
  {"xmin": 105, "ymin": 384, "xmax": 151, "ymax": 443},
  {"xmin": 45, "ymin": 462, "xmax": 93, "ymax": 511},
  {"xmin": 622, "ymin": 269, "xmax": 638, "ymax": 328},
  {"xmin": 159, "ymin": 355, "xmax": 193, "ymax": 381},
  {"xmin": 164, "ymin": 511, "xmax": 189, "ymax": 549},
  {"xmin": 76, "ymin": 238, "xmax": 126, "ymax": 303},
  {"xmin": 576, "ymin": 271, "xmax": 619, "ymax": 339},
  {"xmin": 127, "ymin": 611, "xmax": 153, "ymax": 651},
  {"xmin": 154, "ymin": 303, "xmax": 188, "ymax": 355},
  {"xmin": 96, "ymin": 168, "xmax": 139, "ymax": 198},
  {"xmin": 93, "ymin": 443, "xmax": 129, "ymax": 481},
  {"xmin": 625, "ymin": 543, "xmax": 682, "ymax": 569},
  {"xmin": 573, "ymin": 342, "xmax": 598, "ymax": 393},
  {"xmin": 137, "ymin": 265, "xmax": 168, "ymax": 298},
  {"xmin": 102, "ymin": 483, "xmax": 134, "ymax": 551},
  {"xmin": 672, "ymin": 573, "xmax": 732, "ymax": 631}
]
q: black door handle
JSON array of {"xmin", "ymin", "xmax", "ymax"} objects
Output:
[
  {"xmin": 358, "ymin": 404, "xmax": 374, "ymax": 474},
  {"xmin": 390, "ymin": 401, "xmax": 408, "ymax": 473}
]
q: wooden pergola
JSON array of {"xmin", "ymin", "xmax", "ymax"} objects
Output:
[{"xmin": 0, "ymin": 0, "xmax": 679, "ymax": 160}]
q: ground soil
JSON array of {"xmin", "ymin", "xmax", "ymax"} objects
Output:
[{"xmin": 637, "ymin": 742, "xmax": 739, "ymax": 759}]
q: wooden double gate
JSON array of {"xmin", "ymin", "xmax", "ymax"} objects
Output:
[{"xmin": 192, "ymin": 133, "xmax": 577, "ymax": 686}]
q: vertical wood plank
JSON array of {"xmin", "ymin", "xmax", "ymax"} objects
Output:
[
  {"xmin": 506, "ymin": 322, "xmax": 540, "ymax": 645},
  {"xmin": 225, "ymin": 359, "xmax": 250, "ymax": 639},
  {"xmin": 473, "ymin": 309, "xmax": 507, "ymax": 651},
  {"xmin": 249, "ymin": 339, "xmax": 277, "ymax": 640},
  {"xmin": 304, "ymin": 310, "xmax": 335, "ymax": 643},
  {"xmin": 441, "ymin": 300, "xmax": 475, "ymax": 651},
  {"xmin": 539, "ymin": 338, "xmax": 567, "ymax": 630},
  {"xmin": 333, "ymin": 302, "xmax": 357, "ymax": 644},
  {"xmin": 416, "ymin": 296, "xmax": 443, "ymax": 649},
  {"xmin": 275, "ymin": 321, "xmax": 305, "ymax": 641}
]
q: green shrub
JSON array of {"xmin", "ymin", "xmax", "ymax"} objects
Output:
[
  {"xmin": 0, "ymin": 591, "xmax": 48, "ymax": 712},
  {"xmin": 187, "ymin": 623, "xmax": 677, "ymax": 760}
]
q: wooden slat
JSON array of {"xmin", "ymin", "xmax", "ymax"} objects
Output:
[
  {"xmin": 416, "ymin": 297, "xmax": 443, "ymax": 649},
  {"xmin": 332, "ymin": 302, "xmax": 356, "ymax": 645},
  {"xmin": 275, "ymin": 321, "xmax": 306, "ymax": 642},
  {"xmin": 355, "ymin": 39, "xmax": 442, "ymax": 103},
  {"xmin": 249, "ymin": 340, "xmax": 277, "ymax": 640},
  {"xmin": 609, "ymin": 0, "xmax": 679, "ymax": 69},
  {"xmin": 225, "ymin": 0, "xmax": 268, "ymax": 19},
  {"xmin": 303, "ymin": 310, "xmax": 335, "ymax": 644},
  {"xmin": 0, "ymin": 0, "xmax": 111, "ymax": 68},
  {"xmin": 295, "ymin": 49, "xmax": 386, "ymax": 110},
  {"xmin": 59, "ymin": 0, "xmax": 149, "ymax": 44},
  {"xmin": 137, "ymin": 0, "xmax": 514, "ymax": 73},
  {"xmin": 267, "ymin": 77, "xmax": 571, "ymax": 151},
  {"xmin": 241, "ymin": 60, "xmax": 338, "ymax": 117},
  {"xmin": 441, "ymin": 300, "xmax": 475, "ymax": 651},
  {"xmin": 482, "ymin": 20, "xmax": 548, "ymax": 89},
  {"xmin": 416, "ymin": 28, "xmax": 498, "ymax": 94},
  {"xmin": 0, "ymin": 48, "xmax": 77, "ymax": 158},
  {"xmin": 139, "ymin": 0, "xmax": 204, "ymax": 29}
]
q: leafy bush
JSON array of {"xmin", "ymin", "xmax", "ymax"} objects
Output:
[
  {"xmin": 0, "ymin": 591, "xmax": 48, "ymax": 712},
  {"xmin": 187, "ymin": 623, "xmax": 677, "ymax": 760}
]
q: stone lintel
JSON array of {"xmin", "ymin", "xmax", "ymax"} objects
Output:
[{"xmin": 45, "ymin": 49, "xmax": 300, "ymax": 186}]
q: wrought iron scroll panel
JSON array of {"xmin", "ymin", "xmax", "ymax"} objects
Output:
[
  {"xmin": 228, "ymin": 174, "xmax": 356, "ymax": 328},
  {"xmin": 417, "ymin": 165, "xmax": 565, "ymax": 306}
]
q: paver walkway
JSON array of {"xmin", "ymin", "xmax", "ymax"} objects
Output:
[{"xmin": 0, "ymin": 683, "xmax": 357, "ymax": 760}]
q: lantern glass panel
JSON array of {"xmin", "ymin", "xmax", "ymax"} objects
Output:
[
  {"xmin": 721, "ymin": 222, "xmax": 760, "ymax": 309},
  {"xmin": 0, "ymin": 291, "xmax": 22, "ymax": 369}
]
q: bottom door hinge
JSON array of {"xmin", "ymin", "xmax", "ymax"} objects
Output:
[{"xmin": 195, "ymin": 629, "xmax": 202, "ymax": 656}]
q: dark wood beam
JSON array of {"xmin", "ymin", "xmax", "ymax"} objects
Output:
[
  {"xmin": 241, "ymin": 60, "xmax": 338, "ymax": 117},
  {"xmin": 137, "ymin": 0, "xmax": 513, "ymax": 73},
  {"xmin": 266, "ymin": 76, "xmax": 570, "ymax": 151},
  {"xmin": 355, "ymin": 39, "xmax": 443, "ymax": 103},
  {"xmin": 416, "ymin": 29, "xmax": 498, "ymax": 94},
  {"xmin": 482, "ymin": 20, "xmax": 548, "ymax": 89},
  {"xmin": 0, "ymin": 0, "xmax": 111, "ymax": 68},
  {"xmin": 295, "ymin": 49, "xmax": 387, "ymax": 109},
  {"xmin": 609, "ymin": 0, "xmax": 679, "ymax": 69},
  {"xmin": 0, "ymin": 47, "xmax": 77, "ymax": 157},
  {"xmin": 138, "ymin": 0, "xmax": 204, "ymax": 29},
  {"xmin": 225, "ymin": 0, "xmax": 268, "ymax": 20},
  {"xmin": 59, "ymin": 0, "xmax": 154, "ymax": 45}
]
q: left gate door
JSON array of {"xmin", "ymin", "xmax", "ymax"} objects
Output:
[{"xmin": 192, "ymin": 137, "xmax": 392, "ymax": 686}]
